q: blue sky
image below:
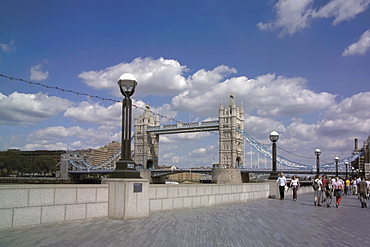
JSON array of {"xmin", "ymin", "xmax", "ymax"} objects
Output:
[{"xmin": 1, "ymin": 0, "xmax": 370, "ymax": 169}]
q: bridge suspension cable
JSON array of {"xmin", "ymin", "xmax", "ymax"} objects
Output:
[{"xmin": 236, "ymin": 127, "xmax": 310, "ymax": 170}]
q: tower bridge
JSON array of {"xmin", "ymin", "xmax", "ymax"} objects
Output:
[
  {"xmin": 134, "ymin": 94, "xmax": 244, "ymax": 171},
  {"xmin": 60, "ymin": 94, "xmax": 370, "ymax": 181}
]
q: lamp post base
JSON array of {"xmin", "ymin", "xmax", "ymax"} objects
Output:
[
  {"xmin": 269, "ymin": 171, "xmax": 279, "ymax": 180},
  {"xmin": 111, "ymin": 159, "xmax": 141, "ymax": 178}
]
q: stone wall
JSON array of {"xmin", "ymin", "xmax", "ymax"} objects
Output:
[
  {"xmin": 149, "ymin": 183, "xmax": 269, "ymax": 212},
  {"xmin": 0, "ymin": 182, "xmax": 314, "ymax": 230},
  {"xmin": 0, "ymin": 184, "xmax": 109, "ymax": 229}
]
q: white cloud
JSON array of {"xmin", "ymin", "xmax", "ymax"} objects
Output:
[
  {"xmin": 0, "ymin": 92, "xmax": 72, "ymax": 126},
  {"xmin": 78, "ymin": 57, "xmax": 188, "ymax": 97},
  {"xmin": 257, "ymin": 0, "xmax": 314, "ymax": 35},
  {"xmin": 30, "ymin": 63, "xmax": 49, "ymax": 81},
  {"xmin": 63, "ymin": 99, "xmax": 178, "ymax": 127},
  {"xmin": 64, "ymin": 101, "xmax": 122, "ymax": 126},
  {"xmin": 172, "ymin": 72, "xmax": 336, "ymax": 119},
  {"xmin": 324, "ymin": 92, "xmax": 370, "ymax": 119},
  {"xmin": 257, "ymin": 0, "xmax": 370, "ymax": 35},
  {"xmin": 244, "ymin": 114, "xmax": 286, "ymax": 140},
  {"xmin": 0, "ymin": 39, "xmax": 16, "ymax": 53},
  {"xmin": 25, "ymin": 125, "xmax": 120, "ymax": 150},
  {"xmin": 313, "ymin": 0, "xmax": 370, "ymax": 25},
  {"xmin": 342, "ymin": 30, "xmax": 370, "ymax": 56},
  {"xmin": 316, "ymin": 92, "xmax": 370, "ymax": 137}
]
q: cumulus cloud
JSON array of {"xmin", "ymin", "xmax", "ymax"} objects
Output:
[
  {"xmin": 324, "ymin": 92, "xmax": 370, "ymax": 119},
  {"xmin": 244, "ymin": 114, "xmax": 286, "ymax": 140},
  {"xmin": 25, "ymin": 125, "xmax": 120, "ymax": 150},
  {"xmin": 78, "ymin": 57, "xmax": 188, "ymax": 97},
  {"xmin": 316, "ymin": 92, "xmax": 370, "ymax": 137},
  {"xmin": 0, "ymin": 92, "xmax": 72, "ymax": 126},
  {"xmin": 313, "ymin": 0, "xmax": 370, "ymax": 25},
  {"xmin": 0, "ymin": 39, "xmax": 16, "ymax": 53},
  {"xmin": 30, "ymin": 63, "xmax": 49, "ymax": 81},
  {"xmin": 64, "ymin": 101, "xmax": 122, "ymax": 126},
  {"xmin": 172, "ymin": 71, "xmax": 336, "ymax": 119},
  {"xmin": 342, "ymin": 30, "xmax": 370, "ymax": 56},
  {"xmin": 257, "ymin": 0, "xmax": 370, "ymax": 35},
  {"xmin": 278, "ymin": 92, "xmax": 370, "ymax": 162},
  {"xmin": 257, "ymin": 0, "xmax": 314, "ymax": 35}
]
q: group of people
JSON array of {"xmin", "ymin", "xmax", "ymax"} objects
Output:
[
  {"xmin": 276, "ymin": 173, "xmax": 300, "ymax": 201},
  {"xmin": 313, "ymin": 175, "xmax": 370, "ymax": 208},
  {"xmin": 276, "ymin": 172, "xmax": 370, "ymax": 208},
  {"xmin": 312, "ymin": 175, "xmax": 344, "ymax": 208}
]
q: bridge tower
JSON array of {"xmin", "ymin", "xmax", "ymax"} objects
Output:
[
  {"xmin": 218, "ymin": 94, "xmax": 244, "ymax": 169},
  {"xmin": 134, "ymin": 105, "xmax": 160, "ymax": 169}
]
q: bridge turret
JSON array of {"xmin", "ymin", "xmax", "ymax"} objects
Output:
[
  {"xmin": 134, "ymin": 104, "xmax": 159, "ymax": 169},
  {"xmin": 219, "ymin": 94, "xmax": 244, "ymax": 169}
]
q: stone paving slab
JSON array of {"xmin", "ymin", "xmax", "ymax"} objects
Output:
[{"xmin": 1, "ymin": 192, "xmax": 370, "ymax": 247}]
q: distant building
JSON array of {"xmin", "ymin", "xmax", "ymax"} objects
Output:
[
  {"xmin": 168, "ymin": 172, "xmax": 203, "ymax": 181},
  {"xmin": 351, "ymin": 136, "xmax": 370, "ymax": 178},
  {"xmin": 80, "ymin": 141, "xmax": 121, "ymax": 167}
]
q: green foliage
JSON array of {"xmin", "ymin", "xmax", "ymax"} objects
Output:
[
  {"xmin": 0, "ymin": 151, "xmax": 27, "ymax": 176},
  {"xmin": 0, "ymin": 151, "xmax": 56, "ymax": 177},
  {"xmin": 34, "ymin": 155, "xmax": 56, "ymax": 175}
]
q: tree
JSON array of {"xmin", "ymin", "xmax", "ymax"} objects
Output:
[
  {"xmin": 0, "ymin": 151, "xmax": 26, "ymax": 176},
  {"xmin": 34, "ymin": 155, "xmax": 56, "ymax": 176}
]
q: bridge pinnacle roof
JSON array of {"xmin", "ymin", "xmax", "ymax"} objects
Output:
[
  {"xmin": 228, "ymin": 93, "xmax": 236, "ymax": 107},
  {"xmin": 141, "ymin": 104, "xmax": 152, "ymax": 118}
]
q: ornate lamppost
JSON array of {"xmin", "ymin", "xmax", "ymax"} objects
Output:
[
  {"xmin": 269, "ymin": 131, "xmax": 279, "ymax": 179},
  {"xmin": 345, "ymin": 161, "xmax": 348, "ymax": 180},
  {"xmin": 111, "ymin": 73, "xmax": 141, "ymax": 178},
  {"xmin": 315, "ymin": 149, "xmax": 321, "ymax": 176},
  {"xmin": 334, "ymin": 156, "xmax": 339, "ymax": 177}
]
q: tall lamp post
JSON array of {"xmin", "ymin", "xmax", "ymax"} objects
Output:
[
  {"xmin": 345, "ymin": 161, "xmax": 348, "ymax": 180},
  {"xmin": 315, "ymin": 149, "xmax": 321, "ymax": 176},
  {"xmin": 334, "ymin": 156, "xmax": 339, "ymax": 177},
  {"xmin": 111, "ymin": 73, "xmax": 141, "ymax": 178},
  {"xmin": 269, "ymin": 131, "xmax": 279, "ymax": 179}
]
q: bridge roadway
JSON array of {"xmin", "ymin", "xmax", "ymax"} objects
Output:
[
  {"xmin": 68, "ymin": 168, "xmax": 349, "ymax": 177},
  {"xmin": 1, "ymin": 192, "xmax": 369, "ymax": 246}
]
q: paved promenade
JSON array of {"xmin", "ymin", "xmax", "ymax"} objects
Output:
[{"xmin": 1, "ymin": 192, "xmax": 370, "ymax": 247}]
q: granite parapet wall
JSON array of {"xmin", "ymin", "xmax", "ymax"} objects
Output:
[{"xmin": 0, "ymin": 184, "xmax": 109, "ymax": 229}]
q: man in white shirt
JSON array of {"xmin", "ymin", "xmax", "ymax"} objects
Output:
[
  {"xmin": 313, "ymin": 175, "xmax": 323, "ymax": 206},
  {"xmin": 276, "ymin": 172, "xmax": 287, "ymax": 200}
]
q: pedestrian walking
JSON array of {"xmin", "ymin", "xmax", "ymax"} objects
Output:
[
  {"xmin": 324, "ymin": 179, "xmax": 333, "ymax": 208},
  {"xmin": 321, "ymin": 175, "xmax": 328, "ymax": 203},
  {"xmin": 358, "ymin": 177, "xmax": 368, "ymax": 208},
  {"xmin": 345, "ymin": 178, "xmax": 351, "ymax": 196},
  {"xmin": 313, "ymin": 175, "xmax": 322, "ymax": 206},
  {"xmin": 290, "ymin": 175, "xmax": 300, "ymax": 201},
  {"xmin": 352, "ymin": 177, "xmax": 358, "ymax": 195},
  {"xmin": 276, "ymin": 172, "xmax": 287, "ymax": 200},
  {"xmin": 333, "ymin": 177, "xmax": 344, "ymax": 208}
]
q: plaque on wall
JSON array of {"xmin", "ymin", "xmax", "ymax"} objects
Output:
[{"xmin": 134, "ymin": 183, "xmax": 142, "ymax": 193}]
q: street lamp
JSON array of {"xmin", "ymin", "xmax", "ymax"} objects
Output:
[
  {"xmin": 111, "ymin": 73, "xmax": 141, "ymax": 178},
  {"xmin": 315, "ymin": 149, "xmax": 321, "ymax": 176},
  {"xmin": 269, "ymin": 131, "xmax": 279, "ymax": 178},
  {"xmin": 345, "ymin": 161, "xmax": 348, "ymax": 180},
  {"xmin": 334, "ymin": 156, "xmax": 339, "ymax": 177}
]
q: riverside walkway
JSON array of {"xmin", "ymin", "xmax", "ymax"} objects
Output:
[{"xmin": 1, "ymin": 192, "xmax": 370, "ymax": 247}]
